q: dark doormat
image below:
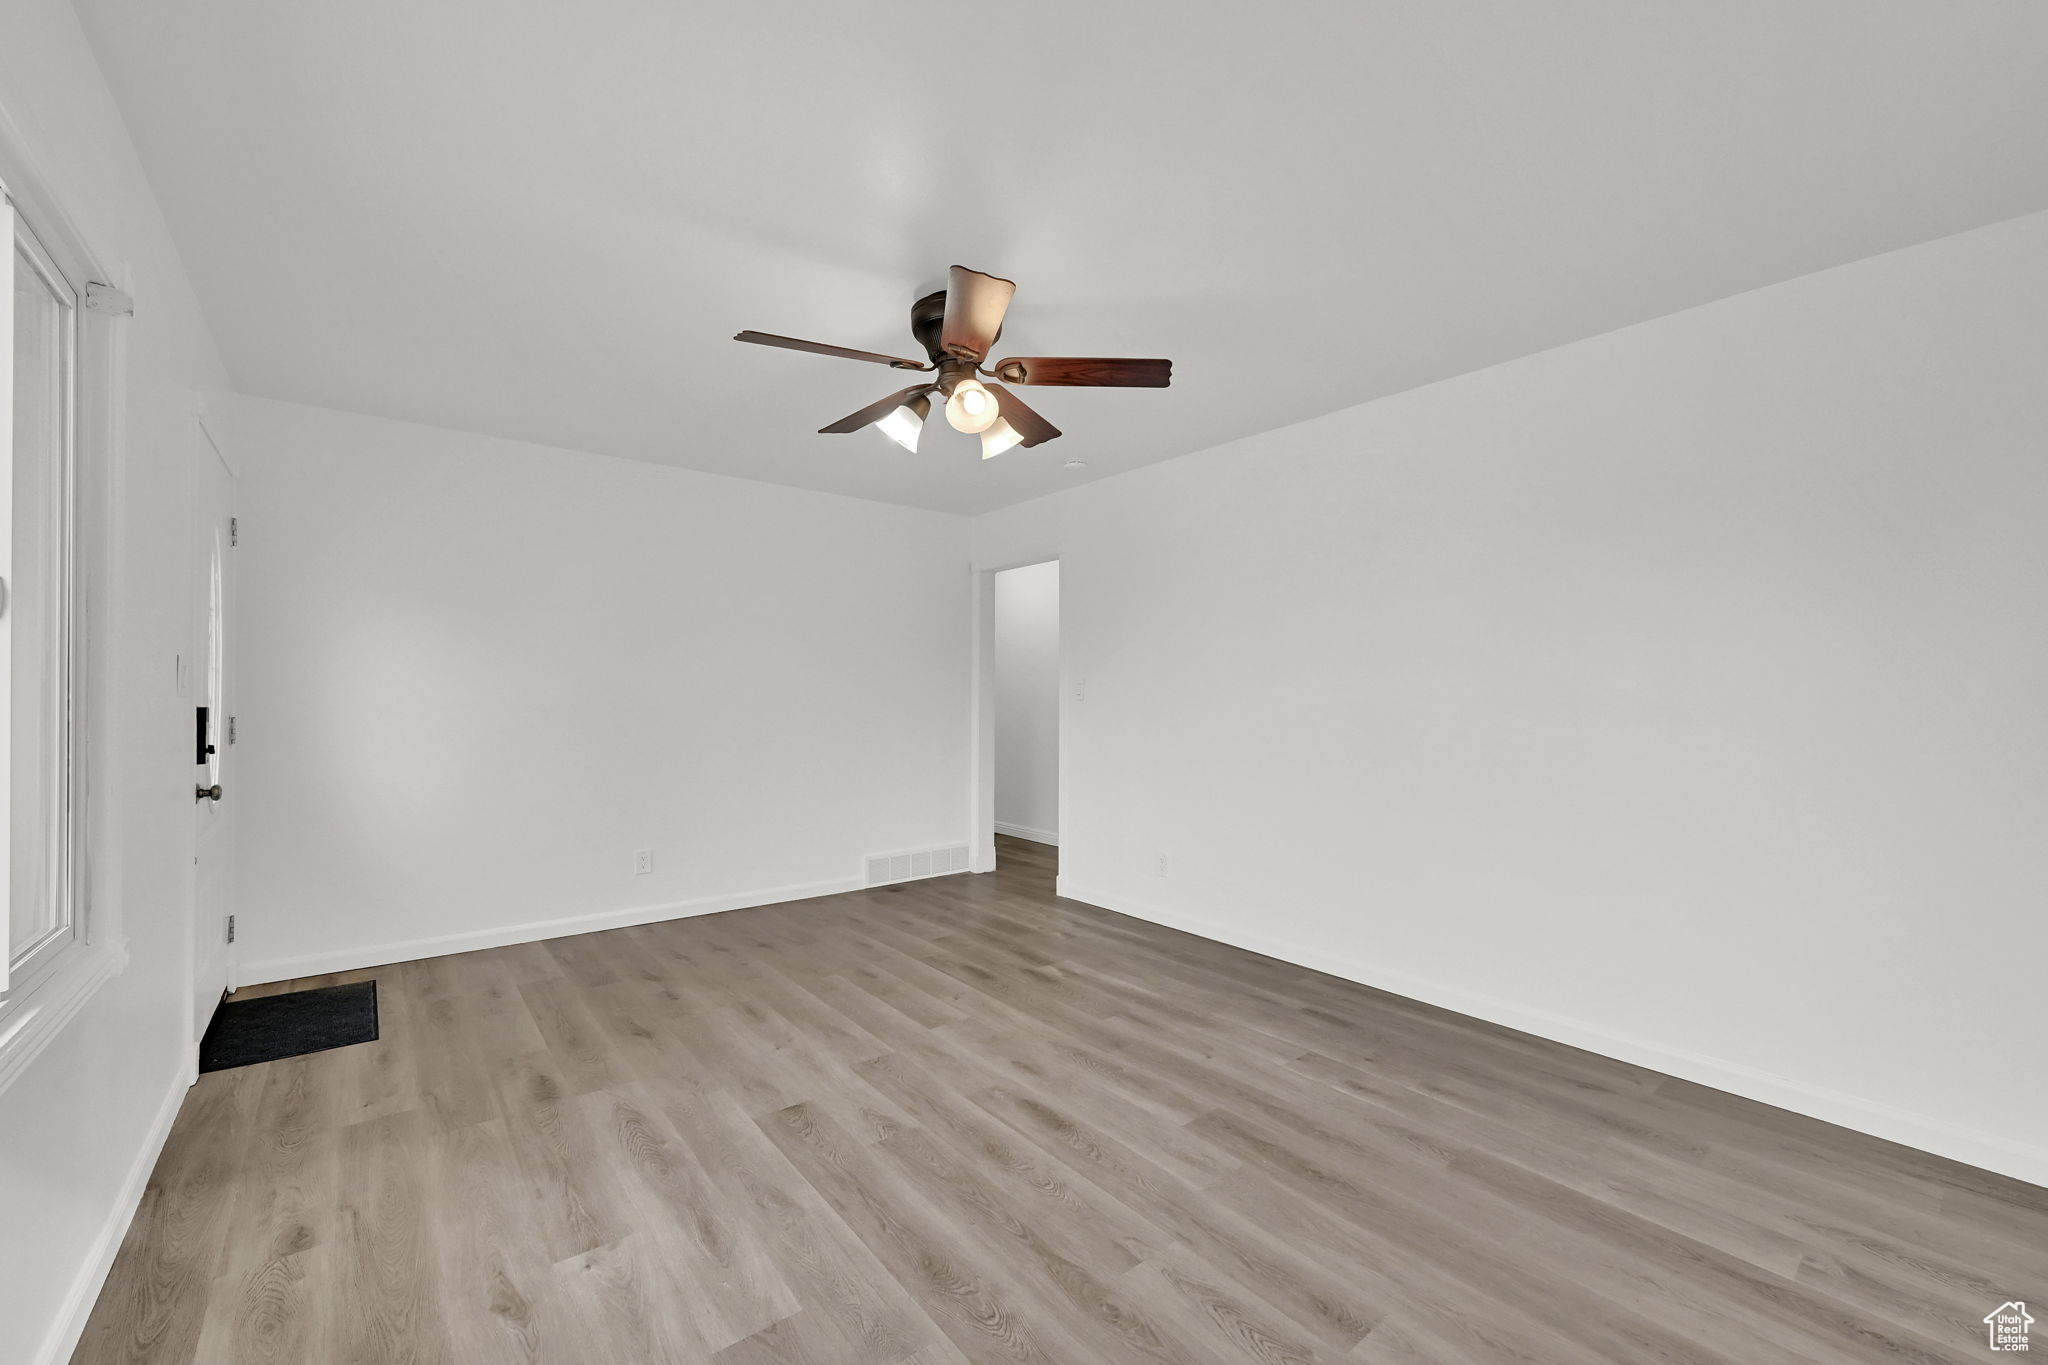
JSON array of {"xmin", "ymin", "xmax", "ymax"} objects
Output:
[{"xmin": 199, "ymin": 980, "xmax": 379, "ymax": 1073}]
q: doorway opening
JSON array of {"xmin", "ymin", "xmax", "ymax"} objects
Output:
[{"xmin": 990, "ymin": 560, "xmax": 1059, "ymax": 881}]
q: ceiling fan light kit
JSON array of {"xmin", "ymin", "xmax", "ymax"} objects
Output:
[{"xmin": 734, "ymin": 264, "xmax": 1172, "ymax": 459}]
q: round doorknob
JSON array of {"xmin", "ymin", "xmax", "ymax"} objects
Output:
[{"xmin": 196, "ymin": 784, "xmax": 223, "ymax": 803}]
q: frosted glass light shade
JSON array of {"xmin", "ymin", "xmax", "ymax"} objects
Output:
[
  {"xmin": 944, "ymin": 378, "xmax": 1000, "ymax": 434},
  {"xmin": 980, "ymin": 419, "xmax": 1025, "ymax": 459},
  {"xmin": 874, "ymin": 395, "xmax": 929, "ymax": 452}
]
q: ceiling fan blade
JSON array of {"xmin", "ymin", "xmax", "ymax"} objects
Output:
[
  {"xmin": 818, "ymin": 385, "xmax": 936, "ymax": 434},
  {"xmin": 985, "ymin": 383, "xmax": 1061, "ymax": 447},
  {"xmin": 987, "ymin": 356, "xmax": 1172, "ymax": 388},
  {"xmin": 735, "ymin": 330, "xmax": 930, "ymax": 370},
  {"xmin": 939, "ymin": 266, "xmax": 1016, "ymax": 362}
]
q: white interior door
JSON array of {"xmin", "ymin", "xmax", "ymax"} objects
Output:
[{"xmin": 191, "ymin": 423, "xmax": 235, "ymax": 1040}]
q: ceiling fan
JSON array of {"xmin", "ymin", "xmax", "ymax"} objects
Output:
[{"xmin": 734, "ymin": 265, "xmax": 1172, "ymax": 459}]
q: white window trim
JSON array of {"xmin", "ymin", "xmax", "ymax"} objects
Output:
[
  {"xmin": 7, "ymin": 201, "xmax": 81, "ymax": 990},
  {"xmin": 0, "ymin": 137, "xmax": 132, "ymax": 1098},
  {"xmin": 0, "ymin": 939, "xmax": 126, "ymax": 1095}
]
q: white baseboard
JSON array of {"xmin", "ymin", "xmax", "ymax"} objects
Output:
[
  {"xmin": 993, "ymin": 821, "xmax": 1059, "ymax": 846},
  {"xmin": 35, "ymin": 1060, "xmax": 188, "ymax": 1365},
  {"xmin": 1056, "ymin": 879, "xmax": 2048, "ymax": 1191},
  {"xmin": 239, "ymin": 875, "xmax": 863, "ymax": 986}
]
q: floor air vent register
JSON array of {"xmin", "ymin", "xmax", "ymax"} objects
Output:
[{"xmin": 865, "ymin": 844, "xmax": 971, "ymax": 887}]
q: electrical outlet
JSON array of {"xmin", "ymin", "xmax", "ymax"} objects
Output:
[
  {"xmin": 1072, "ymin": 674, "xmax": 1086, "ymax": 701},
  {"xmin": 1156, "ymin": 852, "xmax": 1168, "ymax": 878},
  {"xmin": 634, "ymin": 849, "xmax": 653, "ymax": 875}
]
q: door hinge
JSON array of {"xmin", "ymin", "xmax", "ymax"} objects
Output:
[
  {"xmin": 228, "ymin": 715, "xmax": 237, "ymax": 745},
  {"xmin": 229, "ymin": 516, "xmax": 238, "ymax": 547},
  {"xmin": 225, "ymin": 914, "xmax": 236, "ymax": 945}
]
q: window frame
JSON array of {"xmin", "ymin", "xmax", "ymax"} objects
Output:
[
  {"xmin": 0, "ymin": 155, "xmax": 129, "ymax": 1097},
  {"xmin": 6, "ymin": 198, "xmax": 83, "ymax": 991}
]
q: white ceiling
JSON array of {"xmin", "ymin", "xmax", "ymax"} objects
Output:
[{"xmin": 79, "ymin": 1, "xmax": 2048, "ymax": 514}]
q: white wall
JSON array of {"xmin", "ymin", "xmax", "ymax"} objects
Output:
[
  {"xmin": 213, "ymin": 395, "xmax": 970, "ymax": 980},
  {"xmin": 973, "ymin": 211, "xmax": 2048, "ymax": 1187},
  {"xmin": 993, "ymin": 561, "xmax": 1059, "ymax": 845},
  {"xmin": 0, "ymin": 3, "xmax": 236, "ymax": 1363}
]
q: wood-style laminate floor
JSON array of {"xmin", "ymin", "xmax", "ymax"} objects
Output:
[{"xmin": 75, "ymin": 837, "xmax": 2045, "ymax": 1364}]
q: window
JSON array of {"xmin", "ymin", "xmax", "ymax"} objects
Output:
[{"xmin": 2, "ymin": 195, "xmax": 81, "ymax": 996}]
